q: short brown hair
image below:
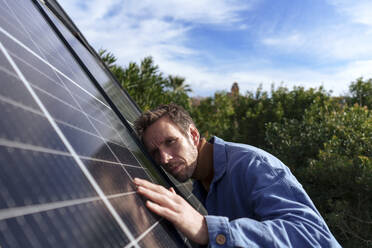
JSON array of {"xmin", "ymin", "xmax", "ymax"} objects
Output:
[{"xmin": 134, "ymin": 103, "xmax": 195, "ymax": 140}]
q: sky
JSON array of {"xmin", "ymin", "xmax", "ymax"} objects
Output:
[{"xmin": 59, "ymin": 0, "xmax": 372, "ymax": 97}]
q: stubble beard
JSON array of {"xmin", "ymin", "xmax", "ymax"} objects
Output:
[
  {"xmin": 169, "ymin": 146, "xmax": 198, "ymax": 182},
  {"xmin": 173, "ymin": 161, "xmax": 197, "ymax": 182}
]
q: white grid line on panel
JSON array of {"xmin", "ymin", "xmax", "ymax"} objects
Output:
[
  {"xmin": 0, "ymin": 192, "xmax": 136, "ymax": 221},
  {"xmin": 49, "ymin": 64, "xmax": 139, "ymax": 183},
  {"xmin": 42, "ymin": 72, "xmax": 142, "ymax": 184},
  {"xmin": 0, "ymin": 7, "xmax": 25, "ymax": 39},
  {"xmin": 174, "ymin": 181, "xmax": 193, "ymax": 188},
  {"xmin": 0, "ymin": 92, "xmax": 43, "ymax": 117},
  {"xmin": 0, "ymin": 42, "xmax": 140, "ymax": 248},
  {"xmin": 8, "ymin": 50, "xmax": 115, "ymax": 128},
  {"xmin": 1, "ymin": 3, "xmax": 110, "ymax": 127},
  {"xmin": 0, "ymin": 93, "xmax": 136, "ymax": 161},
  {"xmin": 0, "ymin": 137, "xmax": 70, "ymax": 157},
  {"xmin": 2, "ymin": 0, "xmax": 51, "ymax": 66},
  {"xmin": 0, "ymin": 83, "xmax": 136, "ymax": 159},
  {"xmin": 0, "ymin": 61, "xmax": 85, "ymax": 116},
  {"xmin": 10, "ymin": 51, "xmax": 77, "ymax": 98},
  {"xmin": 98, "ymin": 104, "xmax": 156, "ymax": 183},
  {"xmin": 1, "ymin": 59, "xmax": 119, "ymax": 136},
  {"xmin": 0, "ymin": 26, "xmax": 110, "ymax": 110},
  {"xmin": 4, "ymin": 0, "xmax": 92, "ymax": 102},
  {"xmin": 0, "ymin": 137, "xmax": 143, "ymax": 169},
  {"xmin": 79, "ymin": 155, "xmax": 144, "ymax": 170},
  {"xmin": 124, "ymin": 220, "xmax": 161, "ymax": 248},
  {"xmin": 196, "ymin": 201, "xmax": 202, "ymax": 213}
]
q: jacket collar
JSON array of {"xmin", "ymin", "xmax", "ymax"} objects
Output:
[
  {"xmin": 192, "ymin": 136, "xmax": 227, "ymax": 205},
  {"xmin": 209, "ymin": 136, "xmax": 227, "ymax": 185}
]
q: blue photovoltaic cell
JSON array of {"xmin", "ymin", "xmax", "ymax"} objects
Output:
[{"xmin": 82, "ymin": 159, "xmax": 135, "ymax": 195}]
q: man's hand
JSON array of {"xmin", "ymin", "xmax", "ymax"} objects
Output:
[{"xmin": 133, "ymin": 178, "xmax": 209, "ymax": 245}]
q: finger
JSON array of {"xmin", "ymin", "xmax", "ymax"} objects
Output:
[
  {"xmin": 145, "ymin": 200, "xmax": 177, "ymax": 221},
  {"xmin": 133, "ymin": 178, "xmax": 170, "ymax": 195},
  {"xmin": 169, "ymin": 187, "xmax": 176, "ymax": 194},
  {"xmin": 137, "ymin": 186, "xmax": 176, "ymax": 209}
]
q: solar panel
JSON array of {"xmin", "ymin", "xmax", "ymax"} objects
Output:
[{"xmin": 0, "ymin": 0, "xmax": 205, "ymax": 247}]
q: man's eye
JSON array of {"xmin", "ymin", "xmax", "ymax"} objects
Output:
[{"xmin": 165, "ymin": 139, "xmax": 175, "ymax": 145}]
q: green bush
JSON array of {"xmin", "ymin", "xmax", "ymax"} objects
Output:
[
  {"xmin": 347, "ymin": 77, "xmax": 372, "ymax": 109},
  {"xmin": 266, "ymin": 103, "xmax": 372, "ymax": 247}
]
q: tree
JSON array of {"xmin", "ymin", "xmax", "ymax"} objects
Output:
[
  {"xmin": 167, "ymin": 75, "xmax": 192, "ymax": 93},
  {"xmin": 348, "ymin": 77, "xmax": 372, "ymax": 109},
  {"xmin": 99, "ymin": 49, "xmax": 191, "ymax": 111},
  {"xmin": 191, "ymin": 91, "xmax": 235, "ymax": 139},
  {"xmin": 165, "ymin": 75, "xmax": 192, "ymax": 111}
]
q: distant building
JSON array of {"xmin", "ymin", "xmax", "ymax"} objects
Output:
[{"xmin": 231, "ymin": 82, "xmax": 239, "ymax": 96}]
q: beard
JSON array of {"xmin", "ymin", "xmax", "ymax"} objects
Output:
[
  {"xmin": 162, "ymin": 159, "xmax": 195, "ymax": 182},
  {"xmin": 164, "ymin": 147, "xmax": 198, "ymax": 182},
  {"xmin": 170, "ymin": 161, "xmax": 197, "ymax": 182}
]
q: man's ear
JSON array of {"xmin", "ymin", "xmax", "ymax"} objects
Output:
[{"xmin": 189, "ymin": 124, "xmax": 199, "ymax": 146}]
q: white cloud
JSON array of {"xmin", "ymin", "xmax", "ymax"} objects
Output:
[
  {"xmin": 119, "ymin": 0, "xmax": 251, "ymax": 24},
  {"xmin": 58, "ymin": 0, "xmax": 372, "ymax": 98},
  {"xmin": 260, "ymin": 1, "xmax": 372, "ymax": 61},
  {"xmin": 328, "ymin": 0, "xmax": 372, "ymax": 26},
  {"xmin": 61, "ymin": 0, "xmax": 251, "ymax": 26},
  {"xmin": 59, "ymin": 0, "xmax": 251, "ymax": 66},
  {"xmin": 235, "ymin": 59, "xmax": 372, "ymax": 96},
  {"xmin": 161, "ymin": 58, "xmax": 372, "ymax": 97},
  {"xmin": 262, "ymin": 33, "xmax": 304, "ymax": 47},
  {"xmin": 261, "ymin": 23, "xmax": 372, "ymax": 62}
]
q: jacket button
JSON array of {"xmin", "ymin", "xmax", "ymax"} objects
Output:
[{"xmin": 216, "ymin": 234, "xmax": 226, "ymax": 245}]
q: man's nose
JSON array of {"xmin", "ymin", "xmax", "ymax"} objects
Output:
[{"xmin": 159, "ymin": 149, "xmax": 172, "ymax": 165}]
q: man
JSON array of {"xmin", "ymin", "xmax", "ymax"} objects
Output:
[{"xmin": 133, "ymin": 103, "xmax": 341, "ymax": 247}]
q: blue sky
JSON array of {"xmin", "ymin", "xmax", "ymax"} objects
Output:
[{"xmin": 60, "ymin": 0, "xmax": 372, "ymax": 97}]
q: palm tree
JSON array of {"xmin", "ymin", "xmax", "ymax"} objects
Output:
[{"xmin": 167, "ymin": 75, "xmax": 192, "ymax": 94}]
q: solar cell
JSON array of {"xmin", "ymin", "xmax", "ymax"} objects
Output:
[{"xmin": 0, "ymin": 0, "xmax": 204, "ymax": 247}]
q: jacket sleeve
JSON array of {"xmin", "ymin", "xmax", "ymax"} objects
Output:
[{"xmin": 204, "ymin": 156, "xmax": 341, "ymax": 248}]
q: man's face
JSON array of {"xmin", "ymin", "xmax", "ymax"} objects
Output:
[{"xmin": 142, "ymin": 116, "xmax": 198, "ymax": 182}]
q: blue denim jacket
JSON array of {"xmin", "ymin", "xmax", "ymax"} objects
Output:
[{"xmin": 193, "ymin": 137, "xmax": 341, "ymax": 248}]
